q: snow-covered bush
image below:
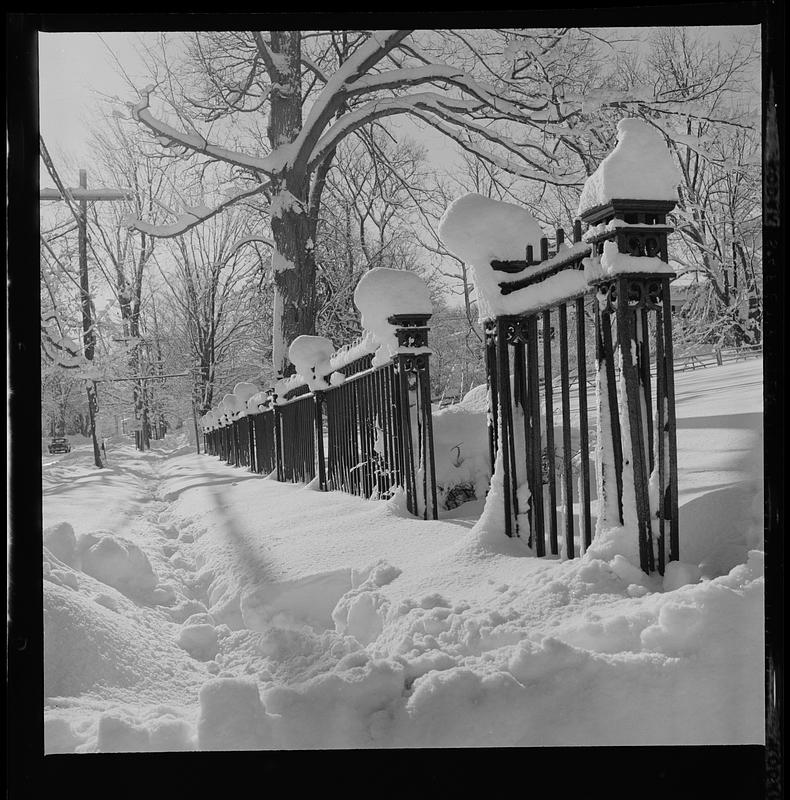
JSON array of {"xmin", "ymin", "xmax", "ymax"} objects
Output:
[{"xmin": 431, "ymin": 385, "xmax": 491, "ymax": 509}]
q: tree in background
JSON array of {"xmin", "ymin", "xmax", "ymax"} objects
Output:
[{"xmin": 155, "ymin": 205, "xmax": 269, "ymax": 414}]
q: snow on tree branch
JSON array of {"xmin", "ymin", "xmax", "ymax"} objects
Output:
[
  {"xmin": 290, "ymin": 30, "xmax": 413, "ymax": 173},
  {"xmin": 344, "ymin": 63, "xmax": 549, "ymax": 117},
  {"xmin": 124, "ymin": 183, "xmax": 271, "ymax": 239},
  {"xmin": 410, "ymin": 110, "xmax": 583, "ymax": 187},
  {"xmin": 307, "ymin": 92, "xmax": 484, "ymax": 169},
  {"xmin": 131, "ymin": 85, "xmax": 289, "ymax": 175}
]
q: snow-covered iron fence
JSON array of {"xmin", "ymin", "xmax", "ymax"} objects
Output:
[
  {"xmin": 483, "ymin": 223, "xmax": 596, "ymax": 558},
  {"xmin": 479, "ymin": 194, "xmax": 681, "ymax": 574},
  {"xmin": 320, "ymin": 315, "xmax": 438, "ymax": 518},
  {"xmin": 201, "ymin": 304, "xmax": 439, "ymax": 522},
  {"xmin": 248, "ymin": 406, "xmax": 277, "ymax": 476},
  {"xmin": 276, "ymin": 385, "xmax": 317, "ymax": 484},
  {"xmin": 438, "ymin": 120, "xmax": 684, "ymax": 574}
]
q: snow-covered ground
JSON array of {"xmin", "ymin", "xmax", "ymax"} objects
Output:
[{"xmin": 42, "ymin": 359, "xmax": 764, "ymax": 752}]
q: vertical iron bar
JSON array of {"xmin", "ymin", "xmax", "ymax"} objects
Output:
[
  {"xmin": 527, "ymin": 315, "xmax": 545, "ymax": 556},
  {"xmin": 485, "ymin": 322, "xmax": 499, "ymax": 476},
  {"xmin": 616, "ymin": 278, "xmax": 654, "ymax": 573},
  {"xmin": 273, "ymin": 404, "xmax": 284, "ymax": 482},
  {"xmin": 600, "ymin": 307, "xmax": 624, "ymax": 523},
  {"xmin": 543, "ymin": 309, "xmax": 558, "ymax": 555},
  {"xmin": 661, "ymin": 277, "xmax": 680, "ymax": 563},
  {"xmin": 559, "ymin": 303, "xmax": 574, "ymax": 558},
  {"xmin": 390, "ymin": 364, "xmax": 403, "ymax": 490},
  {"xmin": 640, "ymin": 308, "xmax": 655, "ymax": 473},
  {"xmin": 397, "ymin": 360, "xmax": 417, "ymax": 514},
  {"xmin": 496, "ymin": 319, "xmax": 515, "ymax": 537},
  {"xmin": 419, "ymin": 363, "xmax": 439, "ymax": 520},
  {"xmin": 655, "ymin": 305, "xmax": 667, "ymax": 574},
  {"xmin": 315, "ymin": 392, "xmax": 326, "ymax": 490},
  {"xmin": 514, "ymin": 339, "xmax": 530, "ymax": 538},
  {"xmin": 576, "ymin": 296, "xmax": 592, "ymax": 550}
]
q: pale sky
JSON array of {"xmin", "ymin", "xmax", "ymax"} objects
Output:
[
  {"xmin": 39, "ymin": 32, "xmax": 165, "ymax": 183},
  {"xmin": 39, "ymin": 26, "xmax": 759, "ymax": 185}
]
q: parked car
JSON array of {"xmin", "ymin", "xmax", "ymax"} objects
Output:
[{"xmin": 47, "ymin": 437, "xmax": 71, "ymax": 454}]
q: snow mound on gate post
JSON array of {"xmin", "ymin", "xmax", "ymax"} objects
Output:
[
  {"xmin": 438, "ymin": 193, "xmax": 545, "ymax": 321},
  {"xmin": 289, "ymin": 335, "xmax": 335, "ymax": 390},
  {"xmin": 353, "ymin": 267, "xmax": 433, "ymax": 366},
  {"xmin": 221, "ymin": 393, "xmax": 242, "ymax": 421},
  {"xmin": 577, "ymin": 118, "xmax": 680, "ymax": 217},
  {"xmin": 232, "ymin": 382, "xmax": 259, "ymax": 417}
]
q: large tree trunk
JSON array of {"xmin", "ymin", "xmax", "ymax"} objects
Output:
[
  {"xmin": 267, "ymin": 30, "xmax": 317, "ymax": 378},
  {"xmin": 271, "ymin": 202, "xmax": 317, "ymax": 376}
]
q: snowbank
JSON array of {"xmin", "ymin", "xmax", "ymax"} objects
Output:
[
  {"xmin": 77, "ymin": 531, "xmax": 159, "ymax": 600},
  {"xmin": 577, "ymin": 118, "xmax": 680, "ymax": 217},
  {"xmin": 41, "ymin": 360, "xmax": 764, "ymax": 752}
]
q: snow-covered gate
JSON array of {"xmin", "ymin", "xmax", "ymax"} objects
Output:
[{"xmin": 483, "ymin": 197, "xmax": 680, "ymax": 574}]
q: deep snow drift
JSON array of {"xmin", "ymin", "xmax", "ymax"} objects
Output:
[{"xmin": 42, "ymin": 360, "xmax": 764, "ymax": 751}]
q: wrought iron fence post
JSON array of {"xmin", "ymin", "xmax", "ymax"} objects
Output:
[
  {"xmin": 247, "ymin": 415, "xmax": 257, "ymax": 472},
  {"xmin": 389, "ymin": 313, "xmax": 438, "ymax": 520},
  {"xmin": 484, "ymin": 320, "xmax": 499, "ymax": 485},
  {"xmin": 232, "ymin": 420, "xmax": 240, "ymax": 467},
  {"xmin": 582, "ymin": 196, "xmax": 680, "ymax": 574},
  {"xmin": 272, "ymin": 391, "xmax": 284, "ymax": 483},
  {"xmin": 314, "ymin": 390, "xmax": 328, "ymax": 491}
]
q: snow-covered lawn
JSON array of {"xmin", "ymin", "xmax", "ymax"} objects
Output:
[{"xmin": 42, "ymin": 359, "xmax": 764, "ymax": 752}]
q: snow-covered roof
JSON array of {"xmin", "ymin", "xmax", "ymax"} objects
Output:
[{"xmin": 577, "ymin": 118, "xmax": 680, "ymax": 218}]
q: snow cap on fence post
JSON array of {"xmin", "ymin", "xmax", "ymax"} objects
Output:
[
  {"xmin": 222, "ymin": 393, "xmax": 243, "ymax": 421},
  {"xmin": 438, "ymin": 193, "xmax": 547, "ymax": 320},
  {"xmin": 288, "ymin": 335, "xmax": 335, "ymax": 390},
  {"xmin": 577, "ymin": 118, "xmax": 681, "ymax": 576},
  {"xmin": 246, "ymin": 391, "xmax": 270, "ymax": 413},
  {"xmin": 234, "ymin": 383, "xmax": 258, "ymax": 403},
  {"xmin": 577, "ymin": 118, "xmax": 680, "ymax": 220},
  {"xmin": 216, "ymin": 398, "xmax": 232, "ymax": 426},
  {"xmin": 232, "ymin": 383, "xmax": 258, "ymax": 418},
  {"xmin": 353, "ymin": 267, "xmax": 433, "ymax": 366},
  {"xmin": 578, "ymin": 119, "xmax": 679, "ymax": 276}
]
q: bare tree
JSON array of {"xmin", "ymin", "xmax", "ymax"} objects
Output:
[
  {"xmin": 155, "ymin": 206, "xmax": 268, "ymax": 414},
  {"xmin": 124, "ymin": 29, "xmax": 586, "ymax": 376}
]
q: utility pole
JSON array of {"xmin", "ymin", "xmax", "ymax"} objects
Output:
[{"xmin": 40, "ymin": 157, "xmax": 132, "ymax": 468}]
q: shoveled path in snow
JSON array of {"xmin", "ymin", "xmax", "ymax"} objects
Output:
[{"xmin": 41, "ymin": 359, "xmax": 764, "ymax": 751}]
